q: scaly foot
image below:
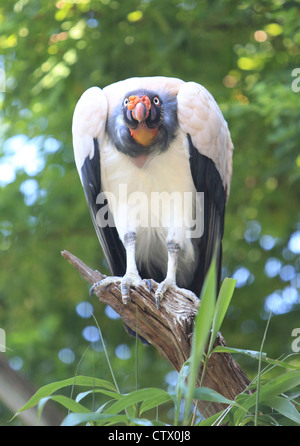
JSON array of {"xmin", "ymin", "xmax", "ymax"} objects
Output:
[
  {"xmin": 155, "ymin": 278, "xmax": 198, "ymax": 309},
  {"xmin": 90, "ymin": 272, "xmax": 143, "ymax": 304}
]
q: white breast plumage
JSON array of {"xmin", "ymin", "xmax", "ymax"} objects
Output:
[{"xmin": 100, "ymin": 131, "xmax": 198, "ymax": 286}]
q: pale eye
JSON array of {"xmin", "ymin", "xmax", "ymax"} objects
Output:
[
  {"xmin": 153, "ymin": 96, "xmax": 160, "ymax": 105},
  {"xmin": 124, "ymin": 98, "xmax": 129, "ymax": 107}
]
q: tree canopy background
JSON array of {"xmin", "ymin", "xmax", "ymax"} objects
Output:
[{"xmin": 0, "ymin": 0, "xmax": 299, "ymax": 425}]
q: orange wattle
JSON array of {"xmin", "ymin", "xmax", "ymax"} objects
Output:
[{"xmin": 130, "ymin": 125, "xmax": 158, "ymax": 146}]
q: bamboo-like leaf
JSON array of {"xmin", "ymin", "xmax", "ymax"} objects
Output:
[
  {"xmin": 213, "ymin": 346, "xmax": 268, "ymax": 359},
  {"xmin": 196, "ymin": 410, "xmax": 227, "ymax": 426},
  {"xmin": 103, "ymin": 388, "xmax": 175, "ymax": 416},
  {"xmin": 61, "ymin": 412, "xmax": 129, "ymax": 426},
  {"xmin": 212, "ymin": 346, "xmax": 299, "ymax": 370},
  {"xmin": 174, "ymin": 363, "xmax": 189, "ymax": 425},
  {"xmin": 139, "ymin": 392, "xmax": 175, "ymax": 414},
  {"xmin": 61, "ymin": 412, "xmax": 164, "ymax": 427},
  {"xmin": 192, "ymin": 386, "xmax": 236, "ymax": 406},
  {"xmin": 183, "ymin": 256, "xmax": 217, "ymax": 423},
  {"xmin": 75, "ymin": 389, "xmax": 122, "ymax": 404},
  {"xmin": 233, "ymin": 372, "xmax": 300, "ymax": 425},
  {"xmin": 13, "ymin": 375, "xmax": 117, "ymax": 418},
  {"xmin": 267, "ymin": 396, "xmax": 300, "ymax": 424},
  {"xmin": 208, "ymin": 278, "xmax": 236, "ymax": 354},
  {"xmin": 259, "ymin": 372, "xmax": 300, "ymax": 401},
  {"xmin": 38, "ymin": 395, "xmax": 91, "ymax": 417}
]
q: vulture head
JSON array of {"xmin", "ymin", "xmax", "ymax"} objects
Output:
[{"xmin": 108, "ymin": 89, "xmax": 178, "ymax": 164}]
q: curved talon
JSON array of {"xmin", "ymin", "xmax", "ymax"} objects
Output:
[
  {"xmin": 145, "ymin": 279, "xmax": 152, "ymax": 293},
  {"xmin": 89, "ymin": 283, "xmax": 97, "ymax": 296},
  {"xmin": 89, "ymin": 276, "xmax": 121, "ymax": 296},
  {"xmin": 155, "ymin": 278, "xmax": 174, "ymax": 309}
]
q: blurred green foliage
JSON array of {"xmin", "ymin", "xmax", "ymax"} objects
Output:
[{"xmin": 0, "ymin": 0, "xmax": 300, "ymax": 425}]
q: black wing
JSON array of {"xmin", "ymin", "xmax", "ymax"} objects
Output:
[
  {"xmin": 80, "ymin": 138, "xmax": 126, "ymax": 276},
  {"xmin": 81, "ymin": 139, "xmax": 150, "ymax": 343},
  {"xmin": 187, "ymin": 135, "xmax": 226, "ymax": 297}
]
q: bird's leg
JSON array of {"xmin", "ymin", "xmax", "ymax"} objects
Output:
[
  {"xmin": 155, "ymin": 239, "xmax": 198, "ymax": 309},
  {"xmin": 90, "ymin": 231, "xmax": 142, "ymax": 304},
  {"xmin": 120, "ymin": 231, "xmax": 143, "ymax": 304}
]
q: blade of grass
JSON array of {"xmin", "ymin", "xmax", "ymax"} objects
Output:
[
  {"xmin": 69, "ymin": 344, "xmax": 90, "ymax": 403},
  {"xmin": 255, "ymin": 309, "xmax": 272, "ymax": 426},
  {"xmin": 91, "ymin": 313, "xmax": 120, "ymax": 394}
]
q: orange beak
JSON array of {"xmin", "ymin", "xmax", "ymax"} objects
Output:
[
  {"xmin": 126, "ymin": 95, "xmax": 157, "ymax": 146},
  {"xmin": 127, "ymin": 95, "xmax": 151, "ymax": 122}
]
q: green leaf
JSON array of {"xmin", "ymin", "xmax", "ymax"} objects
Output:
[
  {"xmin": 183, "ymin": 255, "xmax": 217, "ymax": 423},
  {"xmin": 233, "ymin": 372, "xmax": 300, "ymax": 425},
  {"xmin": 259, "ymin": 372, "xmax": 300, "ymax": 402},
  {"xmin": 39, "ymin": 395, "xmax": 91, "ymax": 416},
  {"xmin": 262, "ymin": 356, "xmax": 300, "ymax": 371},
  {"xmin": 61, "ymin": 412, "xmax": 163, "ymax": 427},
  {"xmin": 61, "ymin": 412, "xmax": 130, "ymax": 427},
  {"xmin": 173, "ymin": 363, "xmax": 190, "ymax": 425},
  {"xmin": 75, "ymin": 389, "xmax": 122, "ymax": 404},
  {"xmin": 14, "ymin": 375, "xmax": 117, "ymax": 418},
  {"xmin": 213, "ymin": 346, "xmax": 300, "ymax": 370},
  {"xmin": 191, "ymin": 386, "xmax": 236, "ymax": 406},
  {"xmin": 208, "ymin": 278, "xmax": 236, "ymax": 354},
  {"xmin": 267, "ymin": 396, "xmax": 300, "ymax": 424},
  {"xmin": 103, "ymin": 388, "xmax": 174, "ymax": 416},
  {"xmin": 139, "ymin": 392, "xmax": 174, "ymax": 415},
  {"xmin": 196, "ymin": 410, "xmax": 228, "ymax": 426},
  {"xmin": 212, "ymin": 346, "xmax": 267, "ymax": 359}
]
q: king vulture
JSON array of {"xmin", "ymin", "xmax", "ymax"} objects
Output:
[{"xmin": 72, "ymin": 76, "xmax": 233, "ymax": 311}]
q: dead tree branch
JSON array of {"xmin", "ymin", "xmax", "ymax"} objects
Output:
[{"xmin": 61, "ymin": 250, "xmax": 250, "ymax": 418}]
